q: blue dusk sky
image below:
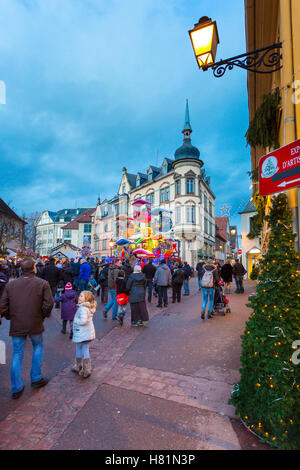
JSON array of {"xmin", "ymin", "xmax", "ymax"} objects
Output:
[{"xmin": 0, "ymin": 0, "xmax": 252, "ymax": 229}]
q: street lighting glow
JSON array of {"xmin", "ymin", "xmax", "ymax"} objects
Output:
[{"xmin": 189, "ymin": 16, "xmax": 219, "ymax": 70}]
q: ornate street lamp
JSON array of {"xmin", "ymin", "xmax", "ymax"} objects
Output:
[
  {"xmin": 109, "ymin": 240, "xmax": 114, "ymax": 257},
  {"xmin": 189, "ymin": 16, "xmax": 282, "ymax": 78}
]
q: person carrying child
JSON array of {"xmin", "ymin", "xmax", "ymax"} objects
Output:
[
  {"xmin": 115, "ymin": 269, "xmax": 129, "ymax": 326},
  {"xmin": 58, "ymin": 282, "xmax": 77, "ymax": 338},
  {"xmin": 71, "ymin": 290, "xmax": 97, "ymax": 378}
]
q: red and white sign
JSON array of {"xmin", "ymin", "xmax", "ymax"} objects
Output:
[
  {"xmin": 238, "ymin": 249, "xmax": 242, "ymax": 255},
  {"xmin": 259, "ymin": 139, "xmax": 300, "ymax": 196}
]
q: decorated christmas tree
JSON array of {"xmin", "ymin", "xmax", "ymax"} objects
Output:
[{"xmin": 230, "ymin": 193, "xmax": 300, "ymax": 450}]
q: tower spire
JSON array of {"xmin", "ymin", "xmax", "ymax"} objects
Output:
[{"xmin": 182, "ymin": 99, "xmax": 192, "ymax": 140}]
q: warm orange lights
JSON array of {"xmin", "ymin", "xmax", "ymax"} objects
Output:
[{"xmin": 189, "ymin": 17, "xmax": 219, "ymax": 70}]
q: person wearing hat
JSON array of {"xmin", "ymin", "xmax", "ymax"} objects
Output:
[
  {"xmin": 57, "ymin": 282, "xmax": 77, "ymax": 338},
  {"xmin": 126, "ymin": 264, "xmax": 149, "ymax": 327}
]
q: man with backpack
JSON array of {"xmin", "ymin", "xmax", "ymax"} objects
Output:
[
  {"xmin": 183, "ymin": 261, "xmax": 192, "ymax": 295},
  {"xmin": 199, "ymin": 258, "xmax": 219, "ymax": 320}
]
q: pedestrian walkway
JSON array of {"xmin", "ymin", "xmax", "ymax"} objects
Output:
[{"xmin": 0, "ymin": 279, "xmax": 270, "ymax": 450}]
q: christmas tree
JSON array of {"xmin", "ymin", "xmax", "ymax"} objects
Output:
[{"xmin": 230, "ymin": 193, "xmax": 300, "ymax": 450}]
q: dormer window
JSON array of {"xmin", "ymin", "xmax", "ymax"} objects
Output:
[
  {"xmin": 136, "ymin": 175, "xmax": 141, "ymax": 186},
  {"xmin": 162, "ymin": 163, "xmax": 168, "ymax": 175},
  {"xmin": 148, "ymin": 170, "xmax": 153, "ymax": 181}
]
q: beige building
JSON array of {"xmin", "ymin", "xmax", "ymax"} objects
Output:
[{"xmin": 92, "ymin": 101, "xmax": 216, "ymax": 266}]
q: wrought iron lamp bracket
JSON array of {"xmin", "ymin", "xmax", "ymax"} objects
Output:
[{"xmin": 203, "ymin": 42, "xmax": 283, "ymax": 78}]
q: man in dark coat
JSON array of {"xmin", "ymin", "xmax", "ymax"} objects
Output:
[
  {"xmin": 232, "ymin": 259, "xmax": 246, "ymax": 294},
  {"xmin": 41, "ymin": 257, "xmax": 61, "ymax": 297},
  {"xmin": 183, "ymin": 262, "xmax": 192, "ymax": 295},
  {"xmin": 153, "ymin": 259, "xmax": 172, "ymax": 308},
  {"xmin": 0, "ymin": 258, "xmax": 54, "ymax": 399},
  {"xmin": 172, "ymin": 263, "xmax": 185, "ymax": 303},
  {"xmin": 142, "ymin": 260, "xmax": 157, "ymax": 303}
]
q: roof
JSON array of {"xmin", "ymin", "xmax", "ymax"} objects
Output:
[
  {"xmin": 126, "ymin": 173, "xmax": 137, "ymax": 190},
  {"xmin": 46, "ymin": 208, "xmax": 92, "ymax": 223},
  {"xmin": 62, "ymin": 208, "xmax": 95, "ymax": 230},
  {"xmin": 0, "ymin": 199, "xmax": 26, "ymax": 224},
  {"xmin": 239, "ymin": 199, "xmax": 256, "ymax": 214},
  {"xmin": 215, "ymin": 217, "xmax": 230, "ymax": 241}
]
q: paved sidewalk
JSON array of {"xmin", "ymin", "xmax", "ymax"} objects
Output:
[{"xmin": 0, "ymin": 279, "xmax": 270, "ymax": 450}]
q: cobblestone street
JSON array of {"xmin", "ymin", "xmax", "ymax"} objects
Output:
[{"xmin": 0, "ymin": 279, "xmax": 271, "ymax": 450}]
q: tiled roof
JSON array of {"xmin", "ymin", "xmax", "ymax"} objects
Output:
[
  {"xmin": 239, "ymin": 199, "xmax": 256, "ymax": 214},
  {"xmin": 62, "ymin": 208, "xmax": 95, "ymax": 230}
]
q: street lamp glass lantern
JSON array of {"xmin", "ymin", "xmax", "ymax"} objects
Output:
[
  {"xmin": 189, "ymin": 17, "xmax": 219, "ymax": 70},
  {"xmin": 109, "ymin": 241, "xmax": 114, "ymax": 248}
]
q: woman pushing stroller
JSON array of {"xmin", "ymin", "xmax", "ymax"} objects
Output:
[{"xmin": 199, "ymin": 258, "xmax": 219, "ymax": 320}]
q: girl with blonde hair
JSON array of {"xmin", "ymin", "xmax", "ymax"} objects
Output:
[{"xmin": 71, "ymin": 290, "xmax": 97, "ymax": 378}]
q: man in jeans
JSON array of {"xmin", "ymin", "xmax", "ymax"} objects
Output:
[
  {"xmin": 153, "ymin": 260, "xmax": 172, "ymax": 308},
  {"xmin": 232, "ymin": 259, "xmax": 246, "ymax": 293},
  {"xmin": 103, "ymin": 260, "xmax": 122, "ymax": 319},
  {"xmin": 0, "ymin": 258, "xmax": 54, "ymax": 399},
  {"xmin": 142, "ymin": 260, "xmax": 157, "ymax": 303}
]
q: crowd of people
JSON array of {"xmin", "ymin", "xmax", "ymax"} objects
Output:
[{"xmin": 0, "ymin": 254, "xmax": 246, "ymax": 399}]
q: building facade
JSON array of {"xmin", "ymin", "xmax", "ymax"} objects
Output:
[
  {"xmin": 35, "ymin": 208, "xmax": 91, "ymax": 256},
  {"xmin": 239, "ymin": 199, "xmax": 262, "ymax": 278},
  {"xmin": 62, "ymin": 208, "xmax": 95, "ymax": 251},
  {"xmin": 0, "ymin": 198, "xmax": 26, "ymax": 253},
  {"xmin": 91, "ymin": 101, "xmax": 216, "ymax": 266},
  {"xmin": 245, "ymin": 0, "xmax": 300, "ymax": 251}
]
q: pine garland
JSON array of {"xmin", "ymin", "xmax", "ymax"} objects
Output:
[
  {"xmin": 245, "ymin": 88, "xmax": 281, "ymax": 150},
  {"xmin": 230, "ymin": 193, "xmax": 300, "ymax": 450}
]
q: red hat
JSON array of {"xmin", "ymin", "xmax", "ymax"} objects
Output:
[{"xmin": 65, "ymin": 282, "xmax": 72, "ymax": 291}]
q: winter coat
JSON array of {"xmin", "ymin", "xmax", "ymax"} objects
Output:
[
  {"xmin": 108, "ymin": 264, "xmax": 121, "ymax": 290},
  {"xmin": 221, "ymin": 264, "xmax": 233, "ymax": 283},
  {"xmin": 61, "ymin": 266, "xmax": 74, "ymax": 285},
  {"xmin": 232, "ymin": 262, "xmax": 246, "ymax": 277},
  {"xmin": 42, "ymin": 264, "xmax": 62, "ymax": 288},
  {"xmin": 183, "ymin": 264, "xmax": 192, "ymax": 279},
  {"xmin": 35, "ymin": 262, "xmax": 44, "ymax": 278},
  {"xmin": 123, "ymin": 262, "xmax": 133, "ymax": 281},
  {"xmin": 153, "ymin": 264, "xmax": 172, "ymax": 287},
  {"xmin": 71, "ymin": 261, "xmax": 80, "ymax": 276},
  {"xmin": 98, "ymin": 265, "xmax": 109, "ymax": 287},
  {"xmin": 79, "ymin": 262, "xmax": 91, "ymax": 282},
  {"xmin": 172, "ymin": 268, "xmax": 185, "ymax": 285},
  {"xmin": 72, "ymin": 301, "xmax": 96, "ymax": 343},
  {"xmin": 0, "ymin": 268, "xmax": 9, "ymax": 299},
  {"xmin": 116, "ymin": 275, "xmax": 129, "ymax": 296},
  {"xmin": 58, "ymin": 290, "xmax": 77, "ymax": 321},
  {"xmin": 196, "ymin": 261, "xmax": 205, "ymax": 278},
  {"xmin": 142, "ymin": 262, "xmax": 157, "ymax": 280},
  {"xmin": 0, "ymin": 273, "xmax": 54, "ymax": 337},
  {"xmin": 126, "ymin": 273, "xmax": 146, "ymax": 304}
]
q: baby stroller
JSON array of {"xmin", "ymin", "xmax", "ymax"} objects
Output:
[{"xmin": 213, "ymin": 280, "xmax": 231, "ymax": 316}]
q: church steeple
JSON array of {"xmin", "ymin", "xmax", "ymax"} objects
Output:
[{"xmin": 182, "ymin": 99, "xmax": 192, "ymax": 140}]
